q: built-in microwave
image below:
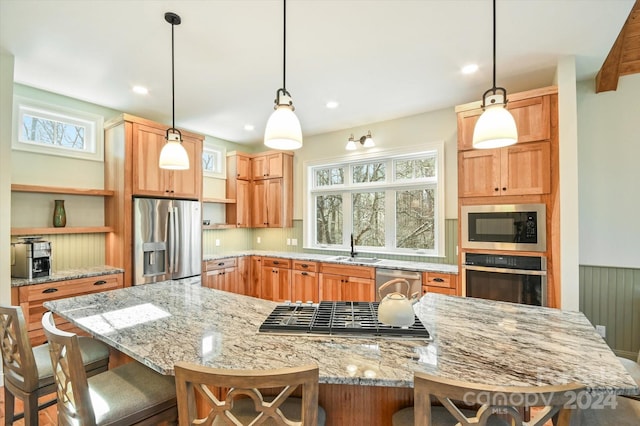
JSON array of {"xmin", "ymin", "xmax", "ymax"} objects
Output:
[{"xmin": 461, "ymin": 204, "xmax": 546, "ymax": 252}]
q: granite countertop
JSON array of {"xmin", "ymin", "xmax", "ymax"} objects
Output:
[
  {"xmin": 44, "ymin": 281, "xmax": 638, "ymax": 395},
  {"xmin": 203, "ymin": 250, "xmax": 458, "ymax": 274},
  {"xmin": 11, "ymin": 266, "xmax": 124, "ymax": 287}
]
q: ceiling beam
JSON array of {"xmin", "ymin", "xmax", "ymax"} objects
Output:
[{"xmin": 596, "ymin": 0, "xmax": 640, "ymax": 93}]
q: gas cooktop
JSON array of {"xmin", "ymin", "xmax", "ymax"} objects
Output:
[{"xmin": 258, "ymin": 301, "xmax": 431, "ymax": 340}]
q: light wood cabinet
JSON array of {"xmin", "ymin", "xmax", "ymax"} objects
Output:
[
  {"xmin": 291, "ymin": 261, "xmax": 319, "ymax": 303},
  {"xmin": 261, "ymin": 258, "xmax": 292, "ymax": 302},
  {"xmin": 12, "ymin": 273, "xmax": 123, "ymax": 345},
  {"xmin": 319, "ymin": 263, "xmax": 375, "ymax": 302},
  {"xmin": 203, "ymin": 258, "xmax": 237, "ymax": 293},
  {"xmin": 248, "ymin": 256, "xmax": 263, "ymax": 298},
  {"xmin": 422, "ymin": 272, "xmax": 458, "ymax": 296},
  {"xmin": 228, "ymin": 153, "xmax": 252, "ymax": 181},
  {"xmin": 458, "ymin": 141, "xmax": 550, "ymax": 197},
  {"xmin": 226, "ymin": 179, "xmax": 251, "ymax": 227},
  {"xmin": 251, "ymin": 152, "xmax": 286, "ymax": 180},
  {"xmin": 457, "ymin": 95, "xmax": 551, "ymax": 151},
  {"xmin": 132, "ymin": 123, "xmax": 202, "ymax": 199},
  {"xmin": 251, "ymin": 179, "xmax": 288, "ymax": 228}
]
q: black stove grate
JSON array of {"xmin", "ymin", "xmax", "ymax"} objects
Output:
[{"xmin": 259, "ymin": 301, "xmax": 430, "ymax": 339}]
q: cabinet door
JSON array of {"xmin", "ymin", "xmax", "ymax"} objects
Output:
[
  {"xmin": 265, "ymin": 153, "xmax": 284, "ymax": 178},
  {"xmin": 170, "ymin": 135, "xmax": 202, "ymax": 199},
  {"xmin": 457, "ymin": 95, "xmax": 551, "ymax": 151},
  {"xmin": 205, "ymin": 269, "xmax": 225, "ymax": 290},
  {"xmin": 236, "ymin": 179, "xmax": 251, "ymax": 227},
  {"xmin": 251, "ymin": 180, "xmax": 268, "ymax": 227},
  {"xmin": 236, "ymin": 155, "xmax": 252, "ymax": 180},
  {"xmin": 319, "ymin": 273, "xmax": 343, "ymax": 301},
  {"xmin": 251, "ymin": 155, "xmax": 267, "ymax": 180},
  {"xmin": 343, "ymin": 277, "xmax": 375, "ymax": 302},
  {"xmin": 248, "ymin": 256, "xmax": 262, "ymax": 298},
  {"xmin": 132, "ymin": 124, "xmax": 170, "ymax": 196},
  {"xmin": 235, "ymin": 256, "xmax": 250, "ymax": 295},
  {"xmin": 261, "ymin": 266, "xmax": 291, "ymax": 302},
  {"xmin": 266, "ymin": 179, "xmax": 283, "ymax": 227},
  {"xmin": 292, "ymin": 271, "xmax": 319, "ymax": 303},
  {"xmin": 458, "ymin": 149, "xmax": 501, "ymax": 197},
  {"xmin": 500, "ymin": 141, "xmax": 551, "ymax": 196},
  {"xmin": 223, "ymin": 267, "xmax": 238, "ymax": 293}
]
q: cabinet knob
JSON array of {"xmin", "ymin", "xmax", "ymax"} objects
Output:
[
  {"xmin": 433, "ymin": 278, "xmax": 444, "ymax": 283},
  {"xmin": 502, "ymin": 187, "xmax": 507, "ymax": 191},
  {"xmin": 494, "ymin": 188, "xmax": 499, "ymax": 192},
  {"xmin": 273, "ymin": 261, "xmax": 280, "ymax": 265},
  {"xmin": 218, "ymin": 262, "xmax": 225, "ymax": 266},
  {"xmin": 93, "ymin": 280, "xmax": 107, "ymax": 286},
  {"xmin": 301, "ymin": 264, "xmax": 308, "ymax": 268},
  {"xmin": 301, "ymin": 272, "xmax": 308, "ymax": 276},
  {"xmin": 43, "ymin": 288, "xmax": 58, "ymax": 294}
]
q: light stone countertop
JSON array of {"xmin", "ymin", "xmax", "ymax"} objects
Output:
[
  {"xmin": 44, "ymin": 281, "xmax": 638, "ymax": 395},
  {"xmin": 203, "ymin": 250, "xmax": 458, "ymax": 274},
  {"xmin": 10, "ymin": 265, "xmax": 124, "ymax": 287}
]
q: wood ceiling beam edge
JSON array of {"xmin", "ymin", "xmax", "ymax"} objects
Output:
[{"xmin": 596, "ymin": 0, "xmax": 640, "ymax": 93}]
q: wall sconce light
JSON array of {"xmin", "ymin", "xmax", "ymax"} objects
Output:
[{"xmin": 345, "ymin": 131, "xmax": 375, "ymax": 151}]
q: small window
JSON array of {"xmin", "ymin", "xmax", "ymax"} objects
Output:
[
  {"xmin": 315, "ymin": 166, "xmax": 344, "ymax": 187},
  {"xmin": 352, "ymin": 162, "xmax": 386, "ymax": 184},
  {"xmin": 12, "ymin": 96, "xmax": 103, "ymax": 161},
  {"xmin": 202, "ymin": 145, "xmax": 226, "ymax": 178},
  {"xmin": 394, "ymin": 156, "xmax": 436, "ymax": 180}
]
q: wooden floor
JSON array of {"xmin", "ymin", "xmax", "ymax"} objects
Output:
[{"xmin": 0, "ymin": 389, "xmax": 57, "ymax": 426}]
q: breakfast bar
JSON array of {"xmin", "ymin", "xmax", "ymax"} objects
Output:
[{"xmin": 44, "ymin": 281, "xmax": 638, "ymax": 424}]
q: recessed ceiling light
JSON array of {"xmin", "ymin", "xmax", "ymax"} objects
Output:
[
  {"xmin": 461, "ymin": 64, "xmax": 479, "ymax": 75},
  {"xmin": 244, "ymin": 124, "xmax": 255, "ymax": 131},
  {"xmin": 132, "ymin": 85, "xmax": 149, "ymax": 95},
  {"xmin": 326, "ymin": 101, "xmax": 339, "ymax": 109}
]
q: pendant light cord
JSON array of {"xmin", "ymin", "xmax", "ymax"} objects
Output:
[
  {"xmin": 492, "ymin": 0, "xmax": 496, "ymax": 91},
  {"xmin": 283, "ymin": 0, "xmax": 287, "ymax": 92},
  {"xmin": 171, "ymin": 19, "xmax": 176, "ymax": 130}
]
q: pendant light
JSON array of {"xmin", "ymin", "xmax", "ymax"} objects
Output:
[
  {"xmin": 159, "ymin": 12, "xmax": 190, "ymax": 170},
  {"xmin": 472, "ymin": 0, "xmax": 518, "ymax": 150},
  {"xmin": 264, "ymin": 0, "xmax": 303, "ymax": 150}
]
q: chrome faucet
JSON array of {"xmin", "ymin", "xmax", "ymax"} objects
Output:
[{"xmin": 350, "ymin": 233, "xmax": 358, "ymax": 258}]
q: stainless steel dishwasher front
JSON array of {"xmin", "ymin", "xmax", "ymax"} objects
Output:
[{"xmin": 375, "ymin": 268, "xmax": 422, "ymax": 301}]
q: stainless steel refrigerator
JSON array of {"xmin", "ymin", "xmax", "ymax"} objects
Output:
[{"xmin": 133, "ymin": 198, "xmax": 201, "ymax": 285}]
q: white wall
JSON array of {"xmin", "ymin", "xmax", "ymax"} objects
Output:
[
  {"xmin": 577, "ymin": 73, "xmax": 640, "ymax": 268},
  {"xmin": 0, "ymin": 53, "xmax": 14, "ymax": 304},
  {"xmin": 292, "ymin": 106, "xmax": 459, "ymax": 220}
]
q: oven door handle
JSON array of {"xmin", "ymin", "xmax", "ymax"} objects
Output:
[{"xmin": 463, "ymin": 265, "xmax": 547, "ymax": 276}]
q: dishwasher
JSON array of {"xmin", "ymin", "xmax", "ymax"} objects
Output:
[{"xmin": 375, "ymin": 268, "xmax": 422, "ymax": 301}]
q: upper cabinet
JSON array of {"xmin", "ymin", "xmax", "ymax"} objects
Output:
[
  {"xmin": 252, "ymin": 152, "xmax": 286, "ymax": 180},
  {"xmin": 132, "ymin": 123, "xmax": 202, "ymax": 199},
  {"xmin": 456, "ymin": 88, "xmax": 555, "ymax": 198},
  {"xmin": 457, "ymin": 94, "xmax": 551, "ymax": 151},
  {"xmin": 228, "ymin": 153, "xmax": 252, "ymax": 181}
]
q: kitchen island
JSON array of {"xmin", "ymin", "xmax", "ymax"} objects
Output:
[{"xmin": 45, "ymin": 281, "xmax": 638, "ymax": 424}]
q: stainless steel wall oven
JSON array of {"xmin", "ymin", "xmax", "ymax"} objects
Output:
[{"xmin": 462, "ymin": 253, "xmax": 547, "ymax": 307}]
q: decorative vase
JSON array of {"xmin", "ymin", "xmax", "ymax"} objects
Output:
[{"xmin": 53, "ymin": 199, "xmax": 67, "ymax": 227}]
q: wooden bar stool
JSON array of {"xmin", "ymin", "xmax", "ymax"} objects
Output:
[
  {"xmin": 1, "ymin": 305, "xmax": 110, "ymax": 425},
  {"xmin": 41, "ymin": 311, "xmax": 177, "ymax": 426},
  {"xmin": 392, "ymin": 371, "xmax": 584, "ymax": 426},
  {"xmin": 174, "ymin": 361, "xmax": 326, "ymax": 425}
]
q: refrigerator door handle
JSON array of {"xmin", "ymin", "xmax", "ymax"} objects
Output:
[
  {"xmin": 172, "ymin": 206, "xmax": 180, "ymax": 272},
  {"xmin": 168, "ymin": 207, "xmax": 175, "ymax": 274}
]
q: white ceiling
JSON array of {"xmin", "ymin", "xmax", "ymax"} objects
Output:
[{"xmin": 0, "ymin": 0, "xmax": 635, "ymax": 146}]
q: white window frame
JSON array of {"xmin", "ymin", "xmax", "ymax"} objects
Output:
[
  {"xmin": 202, "ymin": 144, "xmax": 226, "ymax": 178},
  {"xmin": 12, "ymin": 96, "xmax": 104, "ymax": 161},
  {"xmin": 304, "ymin": 142, "xmax": 445, "ymax": 257}
]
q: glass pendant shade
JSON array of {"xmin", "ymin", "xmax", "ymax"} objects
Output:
[
  {"xmin": 159, "ymin": 132, "xmax": 189, "ymax": 170},
  {"xmin": 345, "ymin": 137, "xmax": 357, "ymax": 150},
  {"xmin": 472, "ymin": 104, "xmax": 518, "ymax": 149},
  {"xmin": 264, "ymin": 102, "xmax": 303, "ymax": 150},
  {"xmin": 362, "ymin": 135, "xmax": 375, "ymax": 148}
]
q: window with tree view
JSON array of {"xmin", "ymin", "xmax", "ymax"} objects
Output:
[{"xmin": 306, "ymin": 145, "xmax": 444, "ymax": 256}]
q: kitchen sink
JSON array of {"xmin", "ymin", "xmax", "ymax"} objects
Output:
[{"xmin": 330, "ymin": 256, "xmax": 381, "ymax": 264}]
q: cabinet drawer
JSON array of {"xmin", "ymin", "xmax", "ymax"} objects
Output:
[
  {"xmin": 205, "ymin": 258, "xmax": 237, "ymax": 271},
  {"xmin": 263, "ymin": 257, "xmax": 291, "ymax": 268},
  {"xmin": 423, "ymin": 272, "xmax": 454, "ymax": 288},
  {"xmin": 319, "ymin": 263, "xmax": 375, "ymax": 280},
  {"xmin": 293, "ymin": 260, "xmax": 318, "ymax": 272},
  {"xmin": 423, "ymin": 285, "xmax": 456, "ymax": 296}
]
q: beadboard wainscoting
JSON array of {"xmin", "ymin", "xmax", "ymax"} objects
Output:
[
  {"xmin": 579, "ymin": 265, "xmax": 640, "ymax": 359},
  {"xmin": 11, "ymin": 233, "xmax": 106, "ymax": 271}
]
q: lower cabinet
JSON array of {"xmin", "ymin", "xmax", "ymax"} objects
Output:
[
  {"xmin": 12, "ymin": 273, "xmax": 124, "ymax": 345},
  {"xmin": 261, "ymin": 257, "xmax": 292, "ymax": 302},
  {"xmin": 319, "ymin": 263, "xmax": 375, "ymax": 302},
  {"xmin": 291, "ymin": 261, "xmax": 319, "ymax": 303},
  {"xmin": 204, "ymin": 258, "xmax": 238, "ymax": 293},
  {"xmin": 422, "ymin": 272, "xmax": 458, "ymax": 296},
  {"xmin": 247, "ymin": 256, "xmax": 263, "ymax": 298}
]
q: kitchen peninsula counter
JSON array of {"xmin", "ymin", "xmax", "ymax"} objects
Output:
[{"xmin": 44, "ymin": 281, "xmax": 636, "ymax": 393}]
